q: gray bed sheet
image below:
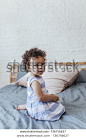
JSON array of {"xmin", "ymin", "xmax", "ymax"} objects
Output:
[{"xmin": 0, "ymin": 82, "xmax": 86, "ymax": 129}]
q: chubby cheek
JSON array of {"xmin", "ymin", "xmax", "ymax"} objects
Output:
[{"xmin": 31, "ymin": 67, "xmax": 38, "ymax": 73}]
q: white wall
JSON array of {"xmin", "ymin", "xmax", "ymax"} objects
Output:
[{"xmin": 0, "ymin": 0, "xmax": 86, "ymax": 88}]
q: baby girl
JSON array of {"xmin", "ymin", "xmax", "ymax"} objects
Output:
[{"xmin": 16, "ymin": 47, "xmax": 65, "ymax": 121}]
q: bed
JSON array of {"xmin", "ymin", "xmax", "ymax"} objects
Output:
[{"xmin": 0, "ymin": 62, "xmax": 86, "ymax": 129}]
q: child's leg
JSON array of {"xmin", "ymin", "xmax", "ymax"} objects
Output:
[
  {"xmin": 28, "ymin": 114, "xmax": 38, "ymax": 120},
  {"xmin": 16, "ymin": 104, "xmax": 26, "ymax": 110},
  {"xmin": 16, "ymin": 104, "xmax": 38, "ymax": 120}
]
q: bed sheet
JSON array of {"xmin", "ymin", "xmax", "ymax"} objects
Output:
[{"xmin": 0, "ymin": 83, "xmax": 86, "ymax": 129}]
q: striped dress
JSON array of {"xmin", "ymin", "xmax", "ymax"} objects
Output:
[{"xmin": 26, "ymin": 76, "xmax": 65, "ymax": 121}]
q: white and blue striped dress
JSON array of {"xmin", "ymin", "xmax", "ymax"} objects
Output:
[{"xmin": 26, "ymin": 76, "xmax": 65, "ymax": 121}]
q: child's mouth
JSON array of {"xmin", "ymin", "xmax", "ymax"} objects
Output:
[{"xmin": 38, "ymin": 71, "xmax": 43, "ymax": 73}]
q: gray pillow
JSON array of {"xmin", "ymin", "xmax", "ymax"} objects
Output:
[
  {"xmin": 16, "ymin": 64, "xmax": 27, "ymax": 81},
  {"xmin": 73, "ymin": 70, "xmax": 86, "ymax": 83}
]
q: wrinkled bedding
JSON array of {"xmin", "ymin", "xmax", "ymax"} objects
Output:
[{"xmin": 0, "ymin": 83, "xmax": 86, "ymax": 129}]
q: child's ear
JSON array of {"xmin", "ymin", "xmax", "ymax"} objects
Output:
[{"xmin": 26, "ymin": 65, "xmax": 31, "ymax": 72}]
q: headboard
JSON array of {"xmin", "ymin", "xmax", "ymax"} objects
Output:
[{"xmin": 55, "ymin": 61, "xmax": 86, "ymax": 70}]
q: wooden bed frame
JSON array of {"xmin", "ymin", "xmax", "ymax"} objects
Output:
[
  {"xmin": 10, "ymin": 61, "xmax": 86, "ymax": 83},
  {"xmin": 55, "ymin": 61, "xmax": 86, "ymax": 70}
]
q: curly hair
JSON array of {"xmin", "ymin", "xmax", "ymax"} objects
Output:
[{"xmin": 21, "ymin": 47, "xmax": 46, "ymax": 72}]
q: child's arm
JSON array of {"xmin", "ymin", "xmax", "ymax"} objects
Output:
[{"xmin": 30, "ymin": 80, "xmax": 59, "ymax": 102}]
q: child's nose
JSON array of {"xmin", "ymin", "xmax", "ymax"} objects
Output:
[{"xmin": 38, "ymin": 65, "xmax": 42, "ymax": 68}]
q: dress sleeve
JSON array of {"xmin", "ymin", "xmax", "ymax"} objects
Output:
[{"xmin": 29, "ymin": 77, "xmax": 40, "ymax": 87}]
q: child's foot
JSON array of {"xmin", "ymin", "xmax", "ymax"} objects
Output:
[{"xmin": 16, "ymin": 104, "xmax": 26, "ymax": 110}]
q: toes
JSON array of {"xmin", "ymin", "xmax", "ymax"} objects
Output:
[
  {"xmin": 16, "ymin": 106, "xmax": 20, "ymax": 110},
  {"xmin": 16, "ymin": 106, "xmax": 18, "ymax": 110}
]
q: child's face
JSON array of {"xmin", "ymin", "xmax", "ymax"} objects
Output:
[{"xmin": 29, "ymin": 56, "xmax": 45, "ymax": 77}]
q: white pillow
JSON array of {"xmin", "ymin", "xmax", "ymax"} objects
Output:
[
  {"xmin": 42, "ymin": 67, "xmax": 79, "ymax": 94},
  {"xmin": 15, "ymin": 67, "xmax": 79, "ymax": 94}
]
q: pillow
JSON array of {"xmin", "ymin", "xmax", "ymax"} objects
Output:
[
  {"xmin": 15, "ymin": 72, "xmax": 30, "ymax": 87},
  {"xmin": 73, "ymin": 69, "xmax": 86, "ymax": 83},
  {"xmin": 42, "ymin": 68, "xmax": 79, "ymax": 94},
  {"xmin": 16, "ymin": 64, "xmax": 27, "ymax": 81},
  {"xmin": 15, "ymin": 67, "xmax": 79, "ymax": 94}
]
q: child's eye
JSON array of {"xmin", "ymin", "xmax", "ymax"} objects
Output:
[
  {"xmin": 36, "ymin": 64, "xmax": 39, "ymax": 67},
  {"xmin": 41, "ymin": 63, "xmax": 45, "ymax": 66},
  {"xmin": 34, "ymin": 63, "xmax": 45, "ymax": 67},
  {"xmin": 34, "ymin": 64, "xmax": 38, "ymax": 67}
]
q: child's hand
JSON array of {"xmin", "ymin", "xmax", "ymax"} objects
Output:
[{"xmin": 51, "ymin": 94, "xmax": 59, "ymax": 102}]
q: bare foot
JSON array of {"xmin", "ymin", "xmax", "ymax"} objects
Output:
[{"xmin": 16, "ymin": 104, "xmax": 26, "ymax": 110}]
